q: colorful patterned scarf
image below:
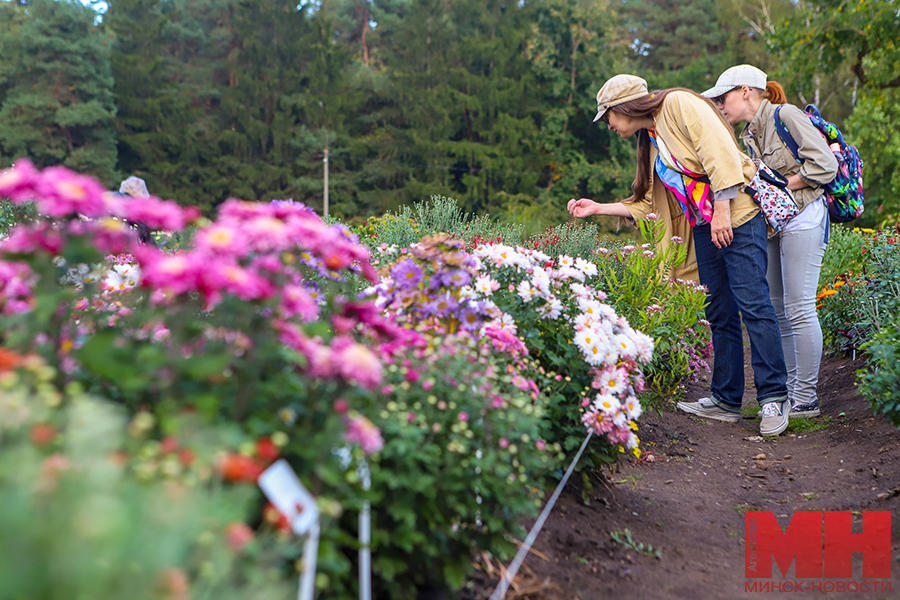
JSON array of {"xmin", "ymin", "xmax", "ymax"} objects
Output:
[{"xmin": 648, "ymin": 131, "xmax": 714, "ymax": 227}]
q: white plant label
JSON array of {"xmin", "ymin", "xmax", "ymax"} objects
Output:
[{"xmin": 258, "ymin": 458, "xmax": 320, "ymax": 536}]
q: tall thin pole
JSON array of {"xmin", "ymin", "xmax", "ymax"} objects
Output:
[{"xmin": 323, "ymin": 133, "xmax": 329, "ymax": 218}]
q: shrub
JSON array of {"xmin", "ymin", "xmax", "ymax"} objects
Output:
[
  {"xmin": 592, "ymin": 216, "xmax": 711, "ymax": 402},
  {"xmin": 526, "ymin": 221, "xmax": 603, "ymax": 259},
  {"xmin": 370, "ymin": 234, "xmax": 653, "ymax": 471},
  {"xmin": 365, "ymin": 331, "xmax": 558, "ymax": 596},
  {"xmin": 0, "ymin": 351, "xmax": 295, "ymax": 600},
  {"xmin": 0, "ymin": 161, "xmax": 563, "ymax": 598},
  {"xmin": 360, "ymin": 195, "xmax": 523, "ymax": 250},
  {"xmin": 858, "ymin": 316, "xmax": 900, "ymax": 428},
  {"xmin": 817, "ymin": 228, "xmax": 900, "ymax": 354},
  {"xmin": 0, "ymin": 199, "xmax": 36, "ymax": 237}
]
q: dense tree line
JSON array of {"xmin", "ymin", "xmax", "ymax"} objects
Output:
[{"xmin": 0, "ymin": 0, "xmax": 896, "ymax": 228}]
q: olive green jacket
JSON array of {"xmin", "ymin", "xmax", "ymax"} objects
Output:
[{"xmin": 739, "ymin": 99, "xmax": 838, "ymax": 213}]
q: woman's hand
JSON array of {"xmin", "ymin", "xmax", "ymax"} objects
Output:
[
  {"xmin": 568, "ymin": 198, "xmax": 633, "ymax": 219},
  {"xmin": 710, "ymin": 201, "xmax": 733, "ymax": 248},
  {"xmin": 568, "ymin": 198, "xmax": 598, "ymax": 218}
]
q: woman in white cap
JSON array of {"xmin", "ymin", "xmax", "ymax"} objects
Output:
[
  {"xmin": 567, "ymin": 74, "xmax": 790, "ymax": 436},
  {"xmin": 702, "ymin": 65, "xmax": 837, "ymax": 419}
]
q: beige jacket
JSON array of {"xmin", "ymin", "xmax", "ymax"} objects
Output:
[
  {"xmin": 739, "ymin": 99, "xmax": 838, "ymax": 213},
  {"xmin": 623, "ymin": 91, "xmax": 760, "ymax": 282}
]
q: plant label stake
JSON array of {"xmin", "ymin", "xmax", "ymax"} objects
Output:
[
  {"xmin": 259, "ymin": 459, "xmax": 321, "ymax": 600},
  {"xmin": 358, "ymin": 459, "xmax": 372, "ymax": 600}
]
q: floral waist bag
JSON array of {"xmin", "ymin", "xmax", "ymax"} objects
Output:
[{"xmin": 648, "ymin": 131, "xmax": 714, "ymax": 227}]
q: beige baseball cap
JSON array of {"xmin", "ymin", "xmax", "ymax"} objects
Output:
[
  {"xmin": 701, "ymin": 65, "xmax": 767, "ymax": 99},
  {"xmin": 593, "ymin": 74, "xmax": 650, "ymax": 122}
]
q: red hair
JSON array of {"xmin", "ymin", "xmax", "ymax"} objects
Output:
[{"xmin": 763, "ymin": 81, "xmax": 786, "ymax": 105}]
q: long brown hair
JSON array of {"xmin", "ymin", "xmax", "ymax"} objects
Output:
[
  {"xmin": 609, "ymin": 88, "xmax": 741, "ymax": 203},
  {"xmin": 762, "ymin": 81, "xmax": 787, "ymax": 105}
]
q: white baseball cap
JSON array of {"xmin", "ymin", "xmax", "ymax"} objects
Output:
[{"xmin": 701, "ymin": 65, "xmax": 767, "ymax": 99}]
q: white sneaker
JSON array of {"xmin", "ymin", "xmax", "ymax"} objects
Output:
[{"xmin": 759, "ymin": 397, "xmax": 789, "ymax": 436}]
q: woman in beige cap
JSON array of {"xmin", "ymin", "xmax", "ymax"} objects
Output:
[
  {"xmin": 702, "ymin": 65, "xmax": 837, "ymax": 420},
  {"xmin": 567, "ymin": 74, "xmax": 790, "ymax": 436}
]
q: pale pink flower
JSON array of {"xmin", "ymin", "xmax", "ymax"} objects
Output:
[
  {"xmin": 344, "ymin": 414, "xmax": 384, "ymax": 454},
  {"xmin": 335, "ymin": 341, "xmax": 382, "ymax": 390}
]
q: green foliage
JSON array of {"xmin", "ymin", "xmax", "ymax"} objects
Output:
[
  {"xmin": 819, "ymin": 225, "xmax": 866, "ymax": 288},
  {"xmin": 610, "ymin": 528, "xmax": 661, "ymax": 559},
  {"xmin": 0, "ymin": 0, "xmax": 118, "ymax": 184},
  {"xmin": 0, "ymin": 358, "xmax": 295, "ymax": 600},
  {"xmin": 767, "ymin": 0, "xmax": 900, "ymax": 227},
  {"xmin": 817, "ymin": 228, "xmax": 900, "ymax": 353},
  {"xmin": 592, "ymin": 218, "xmax": 711, "ymax": 402},
  {"xmin": 858, "ymin": 317, "xmax": 900, "ymax": 428},
  {"xmin": 526, "ymin": 221, "xmax": 602, "ymax": 259},
  {"xmin": 364, "ymin": 195, "xmax": 524, "ymax": 250},
  {"xmin": 0, "ymin": 199, "xmax": 35, "ymax": 237},
  {"xmin": 366, "ymin": 334, "xmax": 557, "ymax": 597}
]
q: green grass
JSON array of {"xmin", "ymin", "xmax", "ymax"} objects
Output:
[
  {"xmin": 786, "ymin": 416, "xmax": 831, "ymax": 433},
  {"xmin": 731, "ymin": 504, "xmax": 763, "ymax": 513},
  {"xmin": 742, "ymin": 406, "xmax": 761, "ymax": 417}
]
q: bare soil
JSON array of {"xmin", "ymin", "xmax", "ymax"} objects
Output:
[{"xmin": 463, "ymin": 352, "xmax": 900, "ymax": 600}]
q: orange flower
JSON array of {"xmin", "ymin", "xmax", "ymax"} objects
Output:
[
  {"xmin": 0, "ymin": 347, "xmax": 21, "ymax": 372},
  {"xmin": 833, "ymin": 281, "xmax": 845, "ymax": 289}
]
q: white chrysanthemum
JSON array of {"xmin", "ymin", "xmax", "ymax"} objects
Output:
[
  {"xmin": 537, "ymin": 296, "xmax": 563, "ymax": 320},
  {"xmin": 623, "ymin": 395, "xmax": 643, "ymax": 420},
  {"xmin": 516, "ymin": 280, "xmax": 535, "ymax": 302},
  {"xmin": 568, "ymin": 282, "xmax": 591, "ymax": 298},
  {"xmin": 577, "ymin": 297, "xmax": 604, "ymax": 320},
  {"xmin": 613, "ymin": 334, "xmax": 637, "ymax": 360},
  {"xmin": 575, "ymin": 257, "xmax": 597, "ymax": 277},
  {"xmin": 487, "ymin": 313, "xmax": 518, "ymax": 334},
  {"xmin": 583, "ymin": 339, "xmax": 607, "ymax": 366},
  {"xmin": 593, "ymin": 394, "xmax": 621, "ymax": 415},
  {"xmin": 475, "ymin": 275, "xmax": 499, "ymax": 296},
  {"xmin": 625, "ymin": 430, "xmax": 639, "ymax": 449},
  {"xmin": 482, "ymin": 299, "xmax": 503, "ymax": 318},
  {"xmin": 556, "ymin": 265, "xmax": 585, "ymax": 282},
  {"xmin": 530, "ymin": 249, "xmax": 551, "ymax": 263},
  {"xmin": 104, "ymin": 263, "xmax": 141, "ymax": 290},
  {"xmin": 601, "ymin": 345, "xmax": 619, "ymax": 367},
  {"xmin": 596, "ymin": 304, "xmax": 619, "ymax": 322},
  {"xmin": 574, "ymin": 327, "xmax": 603, "ymax": 355},
  {"xmin": 531, "ymin": 267, "xmax": 551, "ymax": 296},
  {"xmin": 459, "ymin": 285, "xmax": 477, "ymax": 300},
  {"xmin": 600, "ymin": 368, "xmax": 627, "ymax": 395},
  {"xmin": 632, "ymin": 330, "xmax": 654, "ymax": 362},
  {"xmin": 557, "ymin": 254, "xmax": 575, "ymax": 268}
]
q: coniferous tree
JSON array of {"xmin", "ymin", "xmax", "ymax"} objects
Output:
[{"xmin": 0, "ymin": 0, "xmax": 118, "ymax": 184}]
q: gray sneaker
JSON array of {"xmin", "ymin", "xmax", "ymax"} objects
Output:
[
  {"xmin": 759, "ymin": 397, "xmax": 789, "ymax": 436},
  {"xmin": 676, "ymin": 397, "xmax": 740, "ymax": 423},
  {"xmin": 789, "ymin": 400, "xmax": 821, "ymax": 419}
]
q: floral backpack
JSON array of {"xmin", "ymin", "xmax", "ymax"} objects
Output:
[
  {"xmin": 745, "ymin": 161, "xmax": 799, "ymax": 233},
  {"xmin": 773, "ymin": 104, "xmax": 865, "ymax": 223}
]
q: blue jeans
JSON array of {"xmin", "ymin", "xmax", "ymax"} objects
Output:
[{"xmin": 694, "ymin": 212, "xmax": 788, "ymax": 411}]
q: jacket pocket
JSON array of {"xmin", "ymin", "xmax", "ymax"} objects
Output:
[{"xmin": 761, "ymin": 145, "xmax": 794, "ymax": 177}]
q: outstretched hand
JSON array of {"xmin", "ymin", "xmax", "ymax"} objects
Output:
[{"xmin": 567, "ymin": 198, "xmax": 598, "ymax": 219}]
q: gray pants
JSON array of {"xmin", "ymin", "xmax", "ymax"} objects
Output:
[{"xmin": 766, "ymin": 215, "xmax": 827, "ymax": 407}]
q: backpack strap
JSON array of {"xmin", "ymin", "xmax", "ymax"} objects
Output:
[{"xmin": 773, "ymin": 105, "xmax": 803, "ymax": 163}]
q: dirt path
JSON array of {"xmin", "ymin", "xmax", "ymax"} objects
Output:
[{"xmin": 466, "ymin": 354, "xmax": 900, "ymax": 600}]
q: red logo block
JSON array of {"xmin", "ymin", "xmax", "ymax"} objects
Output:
[{"xmin": 745, "ymin": 511, "xmax": 891, "ymax": 579}]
